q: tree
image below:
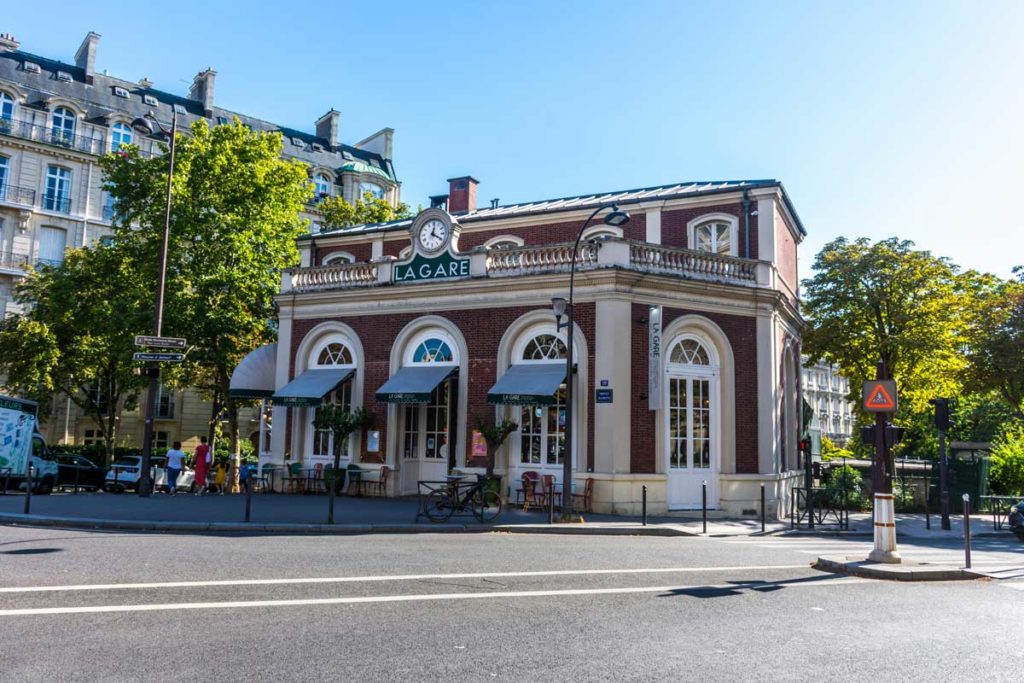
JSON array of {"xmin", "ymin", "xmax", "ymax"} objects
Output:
[
  {"xmin": 100, "ymin": 118, "xmax": 311, "ymax": 490},
  {"xmin": 802, "ymin": 237, "xmax": 971, "ymax": 419},
  {"xmin": 989, "ymin": 421, "xmax": 1024, "ymax": 495},
  {"xmin": 311, "ymin": 405, "xmax": 375, "ymax": 523},
  {"xmin": 0, "ymin": 244, "xmax": 151, "ymax": 463},
  {"xmin": 318, "ymin": 191, "xmax": 411, "ymax": 231},
  {"xmin": 965, "ymin": 267, "xmax": 1024, "ymax": 420},
  {"xmin": 474, "ymin": 416, "xmax": 519, "ymax": 477}
]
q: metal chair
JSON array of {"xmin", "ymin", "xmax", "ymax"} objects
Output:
[{"xmin": 572, "ymin": 477, "xmax": 595, "ymax": 513}]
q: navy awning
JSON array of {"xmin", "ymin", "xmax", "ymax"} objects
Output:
[
  {"xmin": 375, "ymin": 366, "xmax": 456, "ymax": 403},
  {"xmin": 228, "ymin": 344, "xmax": 277, "ymax": 399},
  {"xmin": 486, "ymin": 364, "xmax": 566, "ymax": 405},
  {"xmin": 272, "ymin": 368, "xmax": 354, "ymax": 407}
]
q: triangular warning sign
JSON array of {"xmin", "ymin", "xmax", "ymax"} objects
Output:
[{"xmin": 866, "ymin": 384, "xmax": 895, "ymax": 410}]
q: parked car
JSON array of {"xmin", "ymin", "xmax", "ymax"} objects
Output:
[
  {"xmin": 55, "ymin": 454, "xmax": 107, "ymax": 491},
  {"xmin": 104, "ymin": 456, "xmax": 195, "ymax": 493}
]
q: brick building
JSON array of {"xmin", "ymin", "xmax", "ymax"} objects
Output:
[
  {"xmin": 0, "ymin": 31, "xmax": 400, "ymax": 452},
  {"xmin": 237, "ymin": 177, "xmax": 807, "ymax": 516}
]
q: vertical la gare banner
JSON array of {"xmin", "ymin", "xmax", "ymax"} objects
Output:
[{"xmin": 394, "ymin": 251, "xmax": 471, "ymax": 283}]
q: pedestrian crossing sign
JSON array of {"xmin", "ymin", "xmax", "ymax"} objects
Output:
[{"xmin": 862, "ymin": 380, "xmax": 898, "ymax": 413}]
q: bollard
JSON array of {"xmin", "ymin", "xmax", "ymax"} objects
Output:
[
  {"xmin": 760, "ymin": 483, "xmax": 766, "ymax": 534},
  {"xmin": 23, "ymin": 464, "xmax": 32, "ymax": 514},
  {"xmin": 642, "ymin": 485, "xmax": 647, "ymax": 526},
  {"xmin": 963, "ymin": 493, "xmax": 972, "ymax": 569},
  {"xmin": 548, "ymin": 486, "xmax": 554, "ymax": 525},
  {"xmin": 925, "ymin": 481, "xmax": 931, "ymax": 531},
  {"xmin": 245, "ymin": 473, "xmax": 253, "ymax": 523},
  {"xmin": 702, "ymin": 480, "xmax": 707, "ymax": 534},
  {"xmin": 74, "ymin": 462, "xmax": 80, "ymax": 495}
]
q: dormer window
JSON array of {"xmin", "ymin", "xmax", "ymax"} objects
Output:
[
  {"xmin": 173, "ymin": 104, "xmax": 186, "ymax": 115},
  {"xmin": 291, "ymin": 137, "xmax": 305, "ymax": 147},
  {"xmin": 143, "ymin": 95, "xmax": 158, "ymax": 106},
  {"xmin": 359, "ymin": 182, "xmax": 385, "ymax": 200},
  {"xmin": 22, "ymin": 61, "xmax": 41, "ymax": 74},
  {"xmin": 56, "ymin": 71, "xmax": 73, "ymax": 83},
  {"xmin": 112, "ymin": 86, "xmax": 130, "ymax": 98},
  {"xmin": 687, "ymin": 214, "xmax": 739, "ymax": 257}
]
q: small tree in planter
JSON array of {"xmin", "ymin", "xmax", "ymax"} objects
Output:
[
  {"xmin": 312, "ymin": 405, "xmax": 376, "ymax": 524},
  {"xmin": 475, "ymin": 416, "xmax": 519, "ymax": 492}
]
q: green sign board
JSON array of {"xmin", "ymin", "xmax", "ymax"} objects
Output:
[{"xmin": 394, "ymin": 251, "xmax": 471, "ymax": 284}]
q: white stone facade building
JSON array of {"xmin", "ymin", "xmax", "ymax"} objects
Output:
[{"xmin": 801, "ymin": 358, "xmax": 854, "ymax": 445}]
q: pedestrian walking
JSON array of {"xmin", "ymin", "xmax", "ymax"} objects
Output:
[
  {"xmin": 213, "ymin": 462, "xmax": 227, "ymax": 494},
  {"xmin": 239, "ymin": 459, "xmax": 251, "ymax": 494},
  {"xmin": 165, "ymin": 441, "xmax": 186, "ymax": 495},
  {"xmin": 193, "ymin": 436, "xmax": 211, "ymax": 495}
]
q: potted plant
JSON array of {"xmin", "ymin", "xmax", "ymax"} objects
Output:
[
  {"xmin": 312, "ymin": 405, "xmax": 376, "ymax": 524},
  {"xmin": 474, "ymin": 416, "xmax": 519, "ymax": 494}
]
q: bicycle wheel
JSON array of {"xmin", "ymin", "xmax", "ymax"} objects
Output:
[
  {"xmin": 472, "ymin": 489, "xmax": 502, "ymax": 523},
  {"xmin": 424, "ymin": 489, "xmax": 455, "ymax": 523}
]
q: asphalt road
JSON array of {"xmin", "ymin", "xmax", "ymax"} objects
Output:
[{"xmin": 0, "ymin": 527, "xmax": 1021, "ymax": 682}]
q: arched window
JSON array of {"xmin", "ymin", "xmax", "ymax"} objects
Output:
[
  {"xmin": 581, "ymin": 225, "xmax": 623, "ymax": 241},
  {"xmin": 692, "ymin": 221, "xmax": 732, "ymax": 256},
  {"xmin": 515, "ymin": 331, "xmax": 568, "ymax": 467},
  {"xmin": 0, "ymin": 92, "xmax": 14, "ymax": 123},
  {"xmin": 322, "ymin": 252, "xmax": 355, "ymax": 266},
  {"xmin": 310, "ymin": 339, "xmax": 356, "ymax": 460},
  {"xmin": 521, "ymin": 334, "xmax": 566, "ymax": 361},
  {"xmin": 665, "ymin": 335, "xmax": 717, "ymax": 481},
  {"xmin": 669, "ymin": 338, "xmax": 710, "ymax": 365},
  {"xmin": 313, "ymin": 174, "xmax": 331, "ymax": 200},
  {"xmin": 359, "ymin": 182, "xmax": 384, "ymax": 199},
  {"xmin": 483, "ymin": 235, "xmax": 524, "ymax": 250},
  {"xmin": 316, "ymin": 342, "xmax": 353, "ymax": 366},
  {"xmin": 411, "ymin": 338, "xmax": 454, "ymax": 364},
  {"xmin": 110, "ymin": 122, "xmax": 133, "ymax": 152},
  {"xmin": 51, "ymin": 107, "xmax": 76, "ymax": 145}
]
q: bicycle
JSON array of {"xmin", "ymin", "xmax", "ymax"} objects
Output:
[{"xmin": 423, "ymin": 475, "xmax": 502, "ymax": 523}]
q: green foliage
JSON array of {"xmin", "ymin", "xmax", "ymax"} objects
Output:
[
  {"xmin": 474, "ymin": 416, "xmax": 520, "ymax": 476},
  {"xmin": 318, "ymin": 191, "xmax": 411, "ymax": 230},
  {"xmin": 312, "ymin": 405, "xmax": 376, "ymax": 462},
  {"xmin": 0, "ymin": 244, "xmax": 151, "ymax": 459},
  {"xmin": 802, "ymin": 237, "xmax": 970, "ymax": 419},
  {"xmin": 820, "ymin": 435, "xmax": 855, "ymax": 461},
  {"xmin": 989, "ymin": 421, "xmax": 1024, "ymax": 495},
  {"xmin": 823, "ymin": 464, "xmax": 868, "ymax": 510},
  {"xmin": 964, "ymin": 269, "xmax": 1024, "ymax": 421}
]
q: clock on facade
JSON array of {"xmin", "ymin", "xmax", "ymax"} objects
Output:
[{"xmin": 418, "ymin": 219, "xmax": 449, "ymax": 253}]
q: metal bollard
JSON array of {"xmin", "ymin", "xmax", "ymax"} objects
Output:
[
  {"xmin": 760, "ymin": 483, "xmax": 766, "ymax": 534},
  {"xmin": 245, "ymin": 475, "xmax": 253, "ymax": 523},
  {"xmin": 702, "ymin": 480, "xmax": 707, "ymax": 534},
  {"xmin": 963, "ymin": 493, "xmax": 972, "ymax": 569},
  {"xmin": 74, "ymin": 463, "xmax": 80, "ymax": 495},
  {"xmin": 642, "ymin": 485, "xmax": 647, "ymax": 526},
  {"xmin": 548, "ymin": 487, "xmax": 554, "ymax": 525},
  {"xmin": 925, "ymin": 482, "xmax": 930, "ymax": 530},
  {"xmin": 23, "ymin": 464, "xmax": 32, "ymax": 514}
]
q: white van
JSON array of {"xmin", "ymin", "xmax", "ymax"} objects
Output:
[{"xmin": 0, "ymin": 395, "xmax": 59, "ymax": 494}]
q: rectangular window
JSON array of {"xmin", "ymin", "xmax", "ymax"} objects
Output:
[
  {"xmin": 156, "ymin": 384, "xmax": 175, "ymax": 419},
  {"xmin": 85, "ymin": 386, "xmax": 108, "ymax": 416},
  {"xmin": 0, "ymin": 155, "xmax": 7, "ymax": 201},
  {"xmin": 82, "ymin": 429, "xmax": 103, "ymax": 447},
  {"xmin": 143, "ymin": 95, "xmax": 158, "ymax": 107},
  {"xmin": 112, "ymin": 86, "xmax": 129, "ymax": 98},
  {"xmin": 154, "ymin": 431, "xmax": 169, "ymax": 450},
  {"xmin": 43, "ymin": 166, "xmax": 71, "ymax": 213},
  {"xmin": 37, "ymin": 226, "xmax": 67, "ymax": 266}
]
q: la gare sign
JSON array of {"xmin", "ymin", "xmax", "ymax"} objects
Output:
[{"xmin": 394, "ymin": 251, "xmax": 471, "ymax": 283}]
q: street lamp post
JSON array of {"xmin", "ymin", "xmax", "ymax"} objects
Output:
[
  {"xmin": 552, "ymin": 204, "xmax": 630, "ymax": 521},
  {"xmin": 131, "ymin": 109, "xmax": 178, "ymax": 497}
]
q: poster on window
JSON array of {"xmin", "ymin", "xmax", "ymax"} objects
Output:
[
  {"xmin": 471, "ymin": 430, "xmax": 487, "ymax": 460},
  {"xmin": 648, "ymin": 305, "xmax": 662, "ymax": 410}
]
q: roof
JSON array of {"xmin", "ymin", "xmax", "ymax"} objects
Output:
[
  {"xmin": 306, "ymin": 179, "xmax": 806, "ymax": 239},
  {"xmin": 0, "ymin": 49, "xmax": 397, "ymax": 182}
]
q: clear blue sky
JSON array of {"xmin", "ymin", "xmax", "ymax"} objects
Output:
[{"xmin": 5, "ymin": 1, "xmax": 1021, "ymax": 279}]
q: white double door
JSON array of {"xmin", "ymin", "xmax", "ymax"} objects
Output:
[
  {"xmin": 665, "ymin": 372, "xmax": 719, "ymax": 510},
  {"xmin": 398, "ymin": 384, "xmax": 451, "ymax": 494}
]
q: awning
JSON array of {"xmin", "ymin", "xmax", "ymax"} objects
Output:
[
  {"xmin": 272, "ymin": 368, "xmax": 354, "ymax": 407},
  {"xmin": 486, "ymin": 364, "xmax": 566, "ymax": 405},
  {"xmin": 375, "ymin": 365, "xmax": 456, "ymax": 403},
  {"xmin": 228, "ymin": 344, "xmax": 278, "ymax": 399}
]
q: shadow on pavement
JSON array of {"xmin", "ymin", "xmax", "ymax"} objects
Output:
[{"xmin": 656, "ymin": 572, "xmax": 845, "ymax": 599}]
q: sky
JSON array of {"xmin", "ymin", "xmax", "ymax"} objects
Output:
[{"xmin": 4, "ymin": 1, "xmax": 1022, "ymax": 280}]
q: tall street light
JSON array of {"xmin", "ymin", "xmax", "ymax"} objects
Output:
[
  {"xmin": 130, "ymin": 108, "xmax": 178, "ymax": 497},
  {"xmin": 552, "ymin": 204, "xmax": 630, "ymax": 521}
]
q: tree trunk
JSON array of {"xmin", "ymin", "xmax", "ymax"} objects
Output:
[
  {"xmin": 328, "ymin": 431, "xmax": 342, "ymax": 524},
  {"xmin": 227, "ymin": 395, "xmax": 240, "ymax": 494}
]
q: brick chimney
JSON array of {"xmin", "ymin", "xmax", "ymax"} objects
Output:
[
  {"xmin": 0, "ymin": 33, "xmax": 19, "ymax": 53},
  {"xmin": 315, "ymin": 109, "xmax": 340, "ymax": 148},
  {"xmin": 447, "ymin": 176, "xmax": 478, "ymax": 214},
  {"xmin": 74, "ymin": 32, "xmax": 100, "ymax": 84},
  {"xmin": 189, "ymin": 68, "xmax": 216, "ymax": 117}
]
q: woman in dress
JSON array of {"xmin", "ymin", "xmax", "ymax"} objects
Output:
[{"xmin": 193, "ymin": 436, "xmax": 211, "ymax": 495}]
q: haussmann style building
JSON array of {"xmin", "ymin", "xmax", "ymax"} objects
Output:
[{"xmin": 233, "ymin": 176, "xmax": 808, "ymax": 516}]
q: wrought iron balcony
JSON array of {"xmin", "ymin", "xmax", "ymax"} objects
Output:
[
  {"xmin": 0, "ymin": 183, "xmax": 36, "ymax": 207},
  {"xmin": 0, "ymin": 250, "xmax": 33, "ymax": 272},
  {"xmin": 0, "ymin": 117, "xmax": 149, "ymax": 157},
  {"xmin": 41, "ymin": 193, "xmax": 72, "ymax": 214}
]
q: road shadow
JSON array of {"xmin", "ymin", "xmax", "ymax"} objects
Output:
[
  {"xmin": 657, "ymin": 573, "xmax": 844, "ymax": 599},
  {"xmin": 1, "ymin": 547, "xmax": 63, "ymax": 555}
]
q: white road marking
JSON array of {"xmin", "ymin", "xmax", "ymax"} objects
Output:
[
  {"xmin": 0, "ymin": 577, "xmax": 868, "ymax": 617},
  {"xmin": 0, "ymin": 565, "xmax": 809, "ymax": 594}
]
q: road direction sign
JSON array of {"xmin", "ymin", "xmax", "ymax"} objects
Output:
[
  {"xmin": 862, "ymin": 380, "xmax": 898, "ymax": 412},
  {"xmin": 133, "ymin": 352, "xmax": 184, "ymax": 363},
  {"xmin": 134, "ymin": 335, "xmax": 187, "ymax": 349}
]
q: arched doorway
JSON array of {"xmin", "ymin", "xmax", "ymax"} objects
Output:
[
  {"xmin": 665, "ymin": 335, "xmax": 720, "ymax": 509},
  {"xmin": 306, "ymin": 340, "xmax": 357, "ymax": 467}
]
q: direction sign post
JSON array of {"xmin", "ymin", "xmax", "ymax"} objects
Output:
[
  {"xmin": 135, "ymin": 335, "xmax": 186, "ymax": 349},
  {"xmin": 133, "ymin": 352, "xmax": 184, "ymax": 363},
  {"xmin": 865, "ymin": 361, "xmax": 901, "ymax": 564}
]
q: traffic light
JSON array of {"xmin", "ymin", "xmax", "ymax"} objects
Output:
[{"xmin": 929, "ymin": 398, "xmax": 950, "ymax": 432}]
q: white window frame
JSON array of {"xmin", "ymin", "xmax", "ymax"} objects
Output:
[
  {"xmin": 403, "ymin": 329, "xmax": 459, "ymax": 367},
  {"xmin": 686, "ymin": 213, "xmax": 739, "ymax": 257},
  {"xmin": 322, "ymin": 251, "xmax": 356, "ymax": 266},
  {"xmin": 513, "ymin": 328, "xmax": 570, "ymax": 469},
  {"xmin": 483, "ymin": 234, "xmax": 525, "ymax": 250},
  {"xmin": 581, "ymin": 224, "xmax": 623, "ymax": 241},
  {"xmin": 306, "ymin": 337, "xmax": 358, "ymax": 462},
  {"xmin": 51, "ymin": 106, "xmax": 76, "ymax": 142},
  {"xmin": 0, "ymin": 155, "xmax": 8, "ymax": 201},
  {"xmin": 44, "ymin": 166, "xmax": 71, "ymax": 213},
  {"xmin": 0, "ymin": 91, "xmax": 14, "ymax": 122},
  {"xmin": 110, "ymin": 122, "xmax": 133, "ymax": 152},
  {"xmin": 664, "ymin": 334, "xmax": 720, "ymax": 472},
  {"xmin": 313, "ymin": 173, "xmax": 332, "ymax": 200},
  {"xmin": 359, "ymin": 182, "xmax": 385, "ymax": 200}
]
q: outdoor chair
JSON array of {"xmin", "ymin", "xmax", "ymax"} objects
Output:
[
  {"xmin": 311, "ymin": 463, "xmax": 324, "ymax": 494},
  {"xmin": 539, "ymin": 474, "xmax": 556, "ymax": 508},
  {"xmin": 367, "ymin": 465, "xmax": 389, "ymax": 497},
  {"xmin": 573, "ymin": 477, "xmax": 595, "ymax": 513},
  {"xmin": 515, "ymin": 471, "xmax": 540, "ymax": 508},
  {"xmin": 285, "ymin": 461, "xmax": 304, "ymax": 494},
  {"xmin": 346, "ymin": 463, "xmax": 364, "ymax": 496}
]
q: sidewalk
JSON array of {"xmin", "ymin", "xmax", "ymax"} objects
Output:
[{"xmin": 782, "ymin": 512, "xmax": 1010, "ymax": 540}]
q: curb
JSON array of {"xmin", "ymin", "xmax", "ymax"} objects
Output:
[
  {"xmin": 0, "ymin": 513, "xmax": 695, "ymax": 537},
  {"xmin": 813, "ymin": 555, "xmax": 972, "ymax": 582}
]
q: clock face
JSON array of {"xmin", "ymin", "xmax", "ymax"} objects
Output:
[{"xmin": 419, "ymin": 219, "xmax": 448, "ymax": 252}]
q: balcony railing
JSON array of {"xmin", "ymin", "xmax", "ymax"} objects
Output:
[
  {"xmin": 0, "ymin": 183, "xmax": 36, "ymax": 207},
  {"xmin": 628, "ymin": 241, "xmax": 757, "ymax": 283},
  {"xmin": 288, "ymin": 261, "xmax": 378, "ymax": 292},
  {"xmin": 486, "ymin": 241, "xmax": 599, "ymax": 277},
  {"xmin": 41, "ymin": 193, "xmax": 72, "ymax": 214},
  {"xmin": 0, "ymin": 118, "xmax": 106, "ymax": 155},
  {"xmin": 0, "ymin": 251, "xmax": 33, "ymax": 271}
]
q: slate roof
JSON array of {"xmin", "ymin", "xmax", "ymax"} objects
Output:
[
  {"xmin": 306, "ymin": 179, "xmax": 805, "ymax": 239},
  {"xmin": 0, "ymin": 49, "xmax": 396, "ymax": 182}
]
